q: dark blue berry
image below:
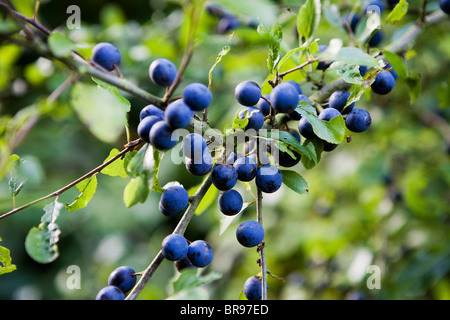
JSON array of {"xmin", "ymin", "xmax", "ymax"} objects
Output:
[
  {"xmin": 243, "ymin": 276, "xmax": 266, "ymax": 300},
  {"xmin": 91, "ymin": 42, "xmax": 121, "ymax": 71},
  {"xmin": 218, "ymin": 189, "xmax": 243, "ymax": 216},
  {"xmin": 108, "ymin": 266, "xmax": 136, "ymax": 293},
  {"xmin": 149, "ymin": 58, "xmax": 177, "ymax": 87},
  {"xmin": 140, "ymin": 104, "xmax": 164, "ymax": 121},
  {"xmin": 237, "ymin": 106, "xmax": 265, "ymax": 131},
  {"xmin": 149, "ymin": 121, "xmax": 178, "ymax": 150},
  {"xmin": 371, "ymin": 70, "xmax": 395, "ymax": 95},
  {"xmin": 235, "ymin": 81, "xmax": 261, "ymax": 106},
  {"xmin": 159, "ymin": 185, "xmax": 189, "ymax": 216},
  {"xmin": 345, "ymin": 108, "xmax": 372, "ymax": 132},
  {"xmin": 255, "ymin": 165, "xmax": 283, "ymax": 193},
  {"xmin": 162, "ymin": 234, "xmax": 189, "ymax": 261},
  {"xmin": 182, "ymin": 83, "xmax": 212, "ymax": 111},
  {"xmin": 95, "ymin": 285, "xmax": 125, "ymax": 300},
  {"xmin": 270, "ymin": 82, "xmax": 300, "ymax": 114},
  {"xmin": 212, "ymin": 164, "xmax": 238, "ymax": 191},
  {"xmin": 185, "ymin": 151, "xmax": 213, "ymax": 176},
  {"xmin": 187, "ymin": 240, "xmax": 213, "ymax": 268},
  {"xmin": 164, "ymin": 100, "xmax": 193, "ymax": 129},
  {"xmin": 233, "ymin": 156, "xmax": 258, "ymax": 181},
  {"xmin": 256, "ymin": 95, "xmax": 271, "ymax": 116},
  {"xmin": 236, "ymin": 220, "xmax": 265, "ymax": 247},
  {"xmin": 137, "ymin": 115, "xmax": 161, "ymax": 143},
  {"xmin": 182, "ymin": 133, "xmax": 207, "ymax": 159}
]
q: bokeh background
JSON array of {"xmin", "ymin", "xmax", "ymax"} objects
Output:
[{"xmin": 0, "ymin": 0, "xmax": 449, "ymax": 300}]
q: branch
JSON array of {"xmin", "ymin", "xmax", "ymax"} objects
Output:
[
  {"xmin": 0, "ymin": 139, "xmax": 142, "ymax": 220},
  {"xmin": 278, "ymin": 58, "xmax": 320, "ymax": 78},
  {"xmin": 126, "ymin": 173, "xmax": 214, "ymax": 300}
]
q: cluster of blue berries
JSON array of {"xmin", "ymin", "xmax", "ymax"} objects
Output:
[
  {"xmin": 96, "ymin": 266, "xmax": 137, "ymax": 300},
  {"xmin": 137, "ymin": 58, "xmax": 212, "ymax": 151},
  {"xmin": 89, "ymin": 33, "xmax": 396, "ymax": 300}
]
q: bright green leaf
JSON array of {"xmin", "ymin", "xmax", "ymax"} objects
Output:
[
  {"xmin": 100, "ymin": 148, "xmax": 128, "ymax": 178},
  {"xmin": 317, "ymin": 46, "xmax": 379, "ymax": 68},
  {"xmin": 170, "ymin": 268, "xmax": 222, "ymax": 294},
  {"xmin": 300, "ymin": 139, "xmax": 323, "ymax": 170},
  {"xmin": 48, "ymin": 31, "xmax": 76, "ymax": 58},
  {"xmin": 0, "ymin": 237, "xmax": 17, "ymax": 275},
  {"xmin": 386, "ymin": 0, "xmax": 409, "ymax": 24},
  {"xmin": 65, "ymin": 175, "xmax": 98, "ymax": 212},
  {"xmin": 281, "ymin": 170, "xmax": 309, "ymax": 194},
  {"xmin": 209, "ymin": 46, "xmax": 231, "ymax": 89},
  {"xmin": 70, "ymin": 82, "xmax": 129, "ymax": 144},
  {"xmin": 297, "ymin": 0, "xmax": 321, "ymax": 44},
  {"xmin": 123, "ymin": 176, "xmax": 149, "ymax": 208},
  {"xmin": 383, "ymin": 51, "xmax": 408, "ymax": 79}
]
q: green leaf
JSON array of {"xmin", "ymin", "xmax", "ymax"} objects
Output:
[
  {"xmin": 300, "ymin": 139, "xmax": 323, "ymax": 170},
  {"xmin": 297, "ymin": 0, "xmax": 321, "ymax": 44},
  {"xmin": 91, "ymin": 78, "xmax": 131, "ymax": 126},
  {"xmin": 123, "ymin": 176, "xmax": 149, "ymax": 208},
  {"xmin": 276, "ymin": 45, "xmax": 308, "ymax": 73},
  {"xmin": 25, "ymin": 200, "xmax": 63, "ymax": 264},
  {"xmin": 70, "ymin": 82, "xmax": 129, "ymax": 144},
  {"xmin": 281, "ymin": 170, "xmax": 309, "ymax": 194},
  {"xmin": 65, "ymin": 175, "xmax": 98, "ymax": 212},
  {"xmin": 0, "ymin": 237, "xmax": 17, "ymax": 275},
  {"xmin": 295, "ymin": 105, "xmax": 346, "ymax": 144},
  {"xmin": 405, "ymin": 72, "xmax": 421, "ymax": 104},
  {"xmin": 386, "ymin": 0, "xmax": 409, "ymax": 24},
  {"xmin": 208, "ymin": 45, "xmax": 230, "ymax": 89},
  {"xmin": 48, "ymin": 31, "xmax": 76, "ymax": 58},
  {"xmin": 260, "ymin": 130, "xmax": 317, "ymax": 162},
  {"xmin": 100, "ymin": 148, "xmax": 128, "ymax": 178},
  {"xmin": 257, "ymin": 21, "xmax": 283, "ymax": 73},
  {"xmin": 147, "ymin": 148, "xmax": 164, "ymax": 193},
  {"xmin": 170, "ymin": 268, "xmax": 222, "ymax": 294},
  {"xmin": 317, "ymin": 46, "xmax": 379, "ymax": 68}
]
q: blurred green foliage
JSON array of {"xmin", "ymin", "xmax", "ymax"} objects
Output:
[{"xmin": 0, "ymin": 0, "xmax": 449, "ymax": 300}]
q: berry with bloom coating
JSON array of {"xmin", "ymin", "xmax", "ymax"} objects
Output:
[
  {"xmin": 149, "ymin": 58, "xmax": 177, "ymax": 87},
  {"xmin": 345, "ymin": 108, "xmax": 372, "ymax": 133},
  {"xmin": 95, "ymin": 285, "xmax": 125, "ymax": 300},
  {"xmin": 255, "ymin": 165, "xmax": 283, "ymax": 193},
  {"xmin": 270, "ymin": 82, "xmax": 300, "ymax": 114},
  {"xmin": 187, "ymin": 240, "xmax": 213, "ymax": 268},
  {"xmin": 108, "ymin": 266, "xmax": 136, "ymax": 293},
  {"xmin": 91, "ymin": 42, "xmax": 121, "ymax": 71},
  {"xmin": 162, "ymin": 234, "xmax": 189, "ymax": 261},
  {"xmin": 182, "ymin": 83, "xmax": 212, "ymax": 111},
  {"xmin": 235, "ymin": 81, "xmax": 261, "ymax": 106},
  {"xmin": 212, "ymin": 164, "xmax": 238, "ymax": 191}
]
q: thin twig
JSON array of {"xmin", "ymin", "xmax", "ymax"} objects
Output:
[
  {"xmin": 0, "ymin": 139, "xmax": 142, "ymax": 220},
  {"xmin": 278, "ymin": 58, "xmax": 320, "ymax": 78}
]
